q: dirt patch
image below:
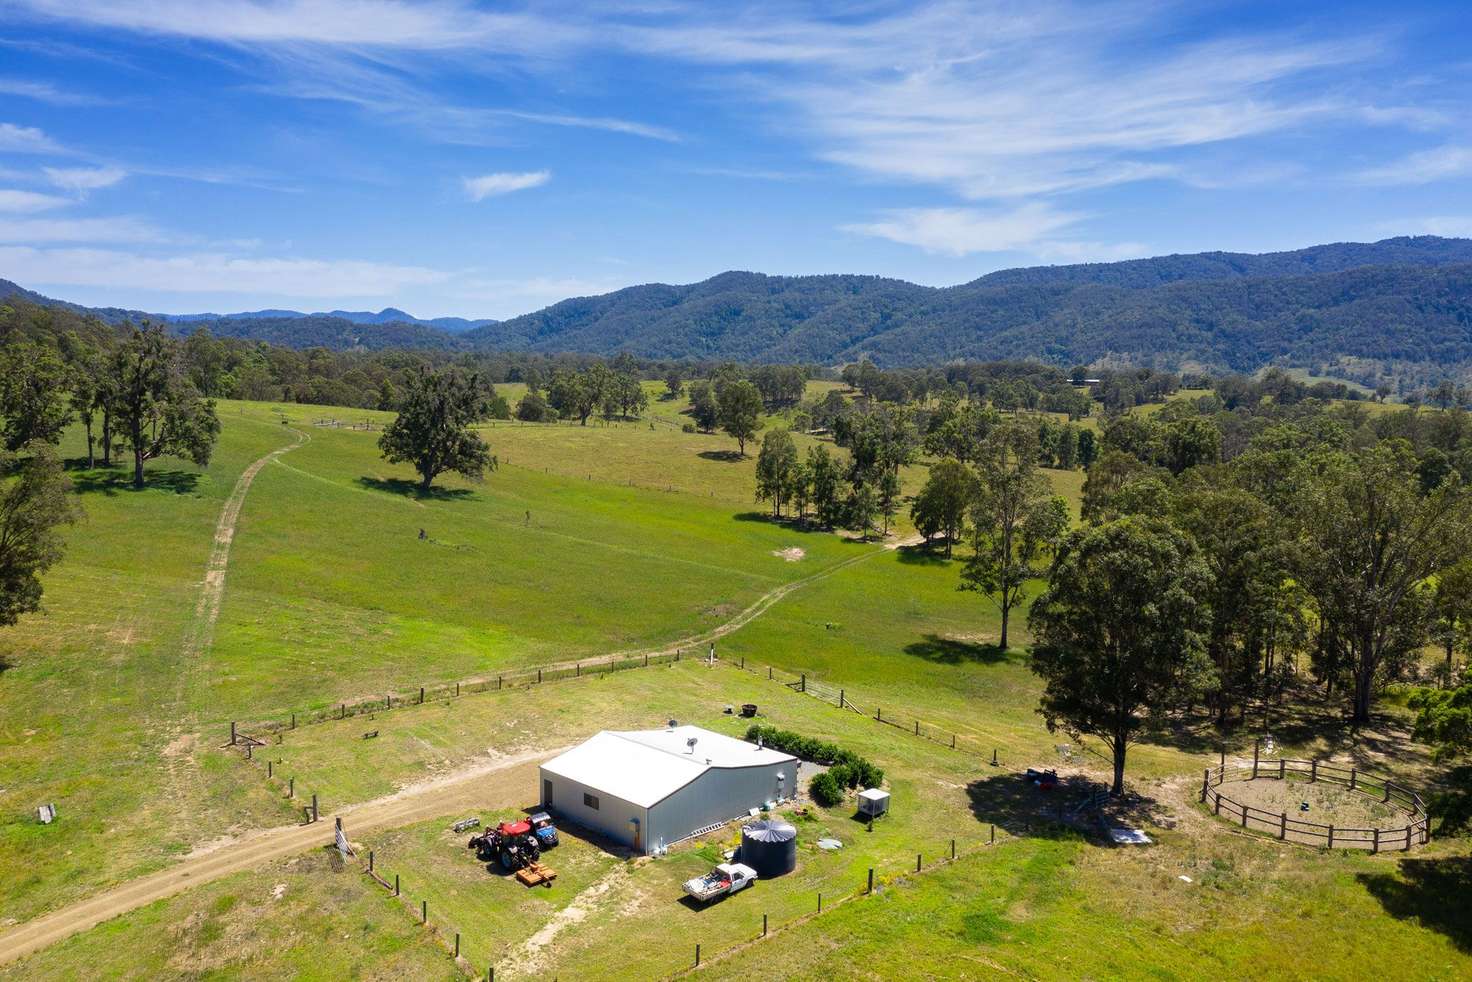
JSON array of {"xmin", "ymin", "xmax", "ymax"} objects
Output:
[
  {"xmin": 501, "ymin": 864, "xmax": 635, "ymax": 977},
  {"xmin": 1215, "ymin": 777, "xmax": 1409, "ymax": 831},
  {"xmin": 772, "ymin": 547, "xmax": 805, "ymax": 562},
  {"xmin": 162, "ymin": 733, "xmax": 198, "ymax": 759}
]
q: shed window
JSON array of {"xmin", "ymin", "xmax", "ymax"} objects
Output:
[{"xmin": 584, "ymin": 792, "xmax": 600, "ymax": 810}]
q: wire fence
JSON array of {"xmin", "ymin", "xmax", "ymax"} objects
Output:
[
  {"xmin": 725, "ymin": 656, "xmax": 1005, "ymax": 762},
  {"xmin": 234, "ymin": 650, "xmax": 684, "ymax": 738},
  {"xmin": 353, "ymin": 819, "xmax": 1018, "ymax": 982},
  {"xmin": 1199, "ymin": 751, "xmax": 1429, "ymax": 851}
]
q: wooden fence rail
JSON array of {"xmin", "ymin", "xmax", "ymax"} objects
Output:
[{"xmin": 1199, "ymin": 756, "xmax": 1429, "ymax": 852}]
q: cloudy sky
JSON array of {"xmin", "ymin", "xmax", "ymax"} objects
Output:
[{"xmin": 0, "ymin": 0, "xmax": 1469, "ymax": 319}]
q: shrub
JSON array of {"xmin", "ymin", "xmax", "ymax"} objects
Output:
[
  {"xmin": 809, "ymin": 770, "xmax": 844, "ymax": 807},
  {"xmin": 746, "ymin": 724, "xmax": 883, "ymax": 798},
  {"xmin": 682, "ymin": 422, "xmax": 696, "ymax": 433}
]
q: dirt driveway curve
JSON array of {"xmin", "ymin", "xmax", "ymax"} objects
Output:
[{"xmin": 0, "ymin": 747, "xmax": 559, "ymax": 968}]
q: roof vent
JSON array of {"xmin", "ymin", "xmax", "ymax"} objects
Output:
[
  {"xmin": 667, "ymin": 718, "xmax": 678, "ymax": 729},
  {"xmin": 686, "ymin": 736, "xmax": 699, "ymax": 754}
]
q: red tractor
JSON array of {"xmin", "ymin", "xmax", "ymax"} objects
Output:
[{"xmin": 469, "ymin": 819, "xmax": 542, "ymax": 872}]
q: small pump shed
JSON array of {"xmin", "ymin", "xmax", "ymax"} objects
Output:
[{"xmin": 857, "ymin": 787, "xmax": 890, "ymax": 818}]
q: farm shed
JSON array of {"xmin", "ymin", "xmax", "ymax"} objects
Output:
[{"xmin": 538, "ymin": 725, "xmax": 798, "ymax": 854}]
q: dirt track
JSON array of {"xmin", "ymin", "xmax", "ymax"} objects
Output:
[{"xmin": 0, "ymin": 747, "xmax": 557, "ymax": 968}]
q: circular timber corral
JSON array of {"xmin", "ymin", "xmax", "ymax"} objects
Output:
[{"xmin": 1198, "ymin": 756, "xmax": 1430, "ymax": 851}]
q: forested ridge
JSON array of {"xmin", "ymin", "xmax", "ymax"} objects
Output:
[{"xmin": 5, "ymin": 236, "xmax": 1472, "ymax": 385}]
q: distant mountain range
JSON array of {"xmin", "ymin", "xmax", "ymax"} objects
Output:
[
  {"xmin": 5, "ymin": 236, "xmax": 1472, "ymax": 384},
  {"xmin": 163, "ymin": 306, "xmax": 497, "ymax": 333}
]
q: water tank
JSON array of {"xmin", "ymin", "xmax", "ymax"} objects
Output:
[{"xmin": 740, "ymin": 820, "xmax": 797, "ymax": 878}]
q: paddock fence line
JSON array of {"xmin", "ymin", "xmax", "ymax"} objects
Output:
[
  {"xmin": 1198, "ymin": 751, "xmax": 1429, "ymax": 852},
  {"xmin": 233, "ymin": 650, "xmax": 684, "ymax": 740},
  {"xmin": 725, "ymin": 655, "xmax": 1005, "ymax": 763},
  {"xmin": 353, "ymin": 816, "xmax": 1018, "ymax": 982}
]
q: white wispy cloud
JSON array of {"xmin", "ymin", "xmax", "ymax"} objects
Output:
[
  {"xmin": 1353, "ymin": 146, "xmax": 1472, "ymax": 186},
  {"xmin": 0, "ymin": 77, "xmax": 103, "ymax": 105},
  {"xmin": 0, "ymin": 122, "xmax": 62, "ymax": 154},
  {"xmin": 841, "ymin": 203, "xmax": 1147, "ymax": 262},
  {"xmin": 0, "ymin": 245, "xmax": 450, "ymax": 297},
  {"xmin": 0, "ymin": 189, "xmax": 70, "ymax": 213},
  {"xmin": 0, "ymin": 216, "xmax": 168, "ymax": 243},
  {"xmin": 43, "ymin": 166, "xmax": 127, "ymax": 191},
  {"xmin": 462, "ymin": 171, "xmax": 550, "ymax": 201},
  {"xmin": 9, "ymin": 0, "xmax": 558, "ymax": 50}
]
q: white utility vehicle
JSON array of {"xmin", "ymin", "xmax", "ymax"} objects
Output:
[{"xmin": 682, "ymin": 862, "xmax": 757, "ymax": 902}]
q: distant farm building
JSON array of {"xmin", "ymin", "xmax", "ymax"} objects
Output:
[{"xmin": 539, "ymin": 725, "xmax": 798, "ymax": 854}]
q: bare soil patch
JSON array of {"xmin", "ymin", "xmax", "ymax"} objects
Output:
[
  {"xmin": 772, "ymin": 547, "xmax": 805, "ymax": 562},
  {"xmin": 1216, "ymin": 777, "xmax": 1406, "ymax": 830}
]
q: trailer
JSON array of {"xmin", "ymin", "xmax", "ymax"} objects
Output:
[{"xmin": 682, "ymin": 862, "xmax": 757, "ymax": 903}]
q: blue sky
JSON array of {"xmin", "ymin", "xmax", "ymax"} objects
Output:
[{"xmin": 0, "ymin": 0, "xmax": 1470, "ymax": 319}]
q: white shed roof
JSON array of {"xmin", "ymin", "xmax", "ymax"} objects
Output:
[
  {"xmin": 541, "ymin": 725, "xmax": 796, "ymax": 808},
  {"xmin": 857, "ymin": 788, "xmax": 890, "ymax": 802}
]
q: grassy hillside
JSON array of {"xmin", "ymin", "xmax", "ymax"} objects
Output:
[{"xmin": 2, "ymin": 392, "xmax": 1468, "ymax": 979}]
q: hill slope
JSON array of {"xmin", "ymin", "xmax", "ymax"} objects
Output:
[{"xmin": 6, "ymin": 236, "xmax": 1472, "ymax": 379}]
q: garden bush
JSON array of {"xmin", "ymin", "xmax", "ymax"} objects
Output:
[{"xmin": 746, "ymin": 724, "xmax": 884, "ymax": 796}]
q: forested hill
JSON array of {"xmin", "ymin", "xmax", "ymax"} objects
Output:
[
  {"xmin": 463, "ymin": 237, "xmax": 1472, "ymax": 382},
  {"xmin": 6, "ymin": 236, "xmax": 1472, "ymax": 382}
]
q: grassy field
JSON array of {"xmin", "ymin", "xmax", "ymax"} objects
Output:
[{"xmin": 3, "ymin": 387, "xmax": 1469, "ymax": 980}]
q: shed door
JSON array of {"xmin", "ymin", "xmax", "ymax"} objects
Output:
[{"xmin": 543, "ymin": 779, "xmax": 553, "ymax": 807}]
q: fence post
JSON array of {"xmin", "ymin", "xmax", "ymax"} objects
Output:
[
  {"xmin": 1213, "ymin": 794, "xmax": 1221, "ymax": 815},
  {"xmin": 369, "ymin": 850, "xmax": 374, "ymax": 872},
  {"xmin": 839, "ymin": 688, "xmax": 844, "ymax": 708},
  {"xmin": 268, "ymin": 761, "xmax": 273, "ymax": 779},
  {"xmin": 311, "ymin": 794, "xmax": 319, "ymax": 823},
  {"xmin": 1328, "ymin": 824, "xmax": 1334, "ymax": 848},
  {"xmin": 1373, "ymin": 828, "xmax": 1380, "ymax": 854},
  {"xmin": 1219, "ymin": 748, "xmax": 1225, "ymax": 769},
  {"xmin": 1350, "ymin": 768, "xmax": 1357, "ymax": 790},
  {"xmin": 818, "ymin": 891, "xmax": 822, "ymax": 912},
  {"xmin": 769, "ymin": 666, "xmax": 773, "ymax": 680},
  {"xmin": 1201, "ymin": 768, "xmax": 1209, "ymax": 803},
  {"xmin": 291, "ymin": 712, "xmax": 296, "ymax": 730},
  {"xmin": 916, "ymin": 853, "xmax": 922, "ymax": 872},
  {"xmin": 230, "ymin": 721, "xmax": 236, "ymax": 745},
  {"xmin": 763, "ymin": 913, "xmax": 768, "ymax": 937},
  {"xmin": 576, "ymin": 662, "xmax": 580, "ymax": 677},
  {"xmin": 951, "ymin": 839, "xmax": 956, "ymax": 860},
  {"xmin": 1240, "ymin": 803, "xmax": 1247, "ymax": 828},
  {"xmin": 990, "ymin": 824, "xmax": 995, "ymax": 844},
  {"xmin": 498, "ymin": 675, "xmax": 502, "ymax": 690},
  {"xmin": 801, "ymin": 673, "xmax": 806, "ymax": 692},
  {"xmin": 991, "ymin": 748, "xmax": 998, "ymax": 766},
  {"xmin": 695, "ymin": 944, "xmax": 700, "ymax": 967},
  {"xmin": 914, "ymin": 720, "xmax": 920, "ymax": 736},
  {"xmin": 1311, "ymin": 758, "xmax": 1317, "ymax": 782},
  {"xmin": 340, "ymin": 703, "xmax": 345, "ymax": 719},
  {"xmin": 455, "ymin": 933, "xmax": 460, "ymax": 958},
  {"xmin": 1383, "ymin": 783, "xmax": 1391, "ymax": 803},
  {"xmin": 867, "ymin": 868, "xmax": 874, "ymax": 893},
  {"xmin": 394, "ymin": 873, "xmax": 400, "ymax": 896},
  {"xmin": 1405, "ymin": 825, "xmax": 1413, "ymax": 851},
  {"xmin": 1279, "ymin": 812, "xmax": 1287, "ymax": 840},
  {"xmin": 1252, "ymin": 738, "xmax": 1259, "ymax": 778},
  {"xmin": 289, "ymin": 777, "xmax": 294, "ymax": 799},
  {"xmin": 1279, "ymin": 758, "xmax": 1285, "ymax": 780},
  {"xmin": 951, "ymin": 733, "xmax": 956, "ymax": 749}
]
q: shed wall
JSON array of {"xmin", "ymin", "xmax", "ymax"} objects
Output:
[
  {"xmin": 539, "ymin": 767, "xmax": 647, "ymax": 851},
  {"xmin": 647, "ymin": 760, "xmax": 796, "ymax": 851}
]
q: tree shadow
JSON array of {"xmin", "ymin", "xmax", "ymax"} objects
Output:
[
  {"xmin": 894, "ymin": 544, "xmax": 951, "ymax": 566},
  {"xmin": 965, "ymin": 770, "xmax": 1099, "ymax": 840},
  {"xmin": 903, "ymin": 633, "xmax": 1009, "ymax": 665},
  {"xmin": 698, "ymin": 450, "xmax": 745, "ymax": 462},
  {"xmin": 68, "ymin": 468, "xmax": 200, "ymax": 496},
  {"xmin": 1357, "ymin": 856, "xmax": 1472, "ymax": 952},
  {"xmin": 356, "ymin": 476, "xmax": 474, "ymax": 501}
]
